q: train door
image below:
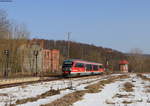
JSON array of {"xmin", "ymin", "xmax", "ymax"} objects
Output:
[{"xmin": 93, "ymin": 65, "xmax": 99, "ymax": 71}]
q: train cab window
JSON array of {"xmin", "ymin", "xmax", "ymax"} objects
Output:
[
  {"xmin": 86, "ymin": 64, "xmax": 92, "ymax": 71},
  {"xmin": 63, "ymin": 61, "xmax": 73, "ymax": 68},
  {"xmin": 93, "ymin": 65, "xmax": 98, "ymax": 71},
  {"xmin": 75, "ymin": 63, "xmax": 84, "ymax": 68}
]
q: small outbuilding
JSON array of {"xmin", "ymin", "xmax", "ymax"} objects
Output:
[{"xmin": 119, "ymin": 60, "xmax": 129, "ymax": 72}]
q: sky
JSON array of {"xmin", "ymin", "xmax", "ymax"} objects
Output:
[{"xmin": 0, "ymin": 0, "xmax": 150, "ymax": 54}]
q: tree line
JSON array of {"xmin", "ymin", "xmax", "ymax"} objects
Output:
[
  {"xmin": 0, "ymin": 9, "xmax": 30, "ymax": 77},
  {"xmin": 38, "ymin": 39, "xmax": 126, "ymax": 71}
]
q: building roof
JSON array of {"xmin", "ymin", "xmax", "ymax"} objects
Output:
[{"xmin": 119, "ymin": 60, "xmax": 129, "ymax": 64}]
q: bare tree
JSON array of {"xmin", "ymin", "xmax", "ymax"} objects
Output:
[
  {"xmin": 0, "ymin": 9, "xmax": 11, "ymax": 39},
  {"xmin": 128, "ymin": 48, "xmax": 145, "ymax": 72},
  {"xmin": 0, "ymin": 9, "xmax": 30, "ymax": 77},
  {"xmin": 11, "ymin": 23, "xmax": 30, "ymax": 39}
]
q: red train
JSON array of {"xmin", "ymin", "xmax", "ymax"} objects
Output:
[{"xmin": 62, "ymin": 59, "xmax": 104, "ymax": 77}]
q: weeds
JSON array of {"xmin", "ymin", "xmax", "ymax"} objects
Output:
[
  {"xmin": 122, "ymin": 82, "xmax": 134, "ymax": 92},
  {"xmin": 20, "ymin": 84, "xmax": 27, "ymax": 89},
  {"xmin": 137, "ymin": 74, "xmax": 150, "ymax": 81},
  {"xmin": 0, "ymin": 93, "xmax": 8, "ymax": 96},
  {"xmin": 113, "ymin": 93, "xmax": 133, "ymax": 98},
  {"xmin": 41, "ymin": 90, "xmax": 87, "ymax": 106},
  {"xmin": 14, "ymin": 89, "xmax": 60, "ymax": 105},
  {"xmin": 145, "ymin": 89, "xmax": 150, "ymax": 93},
  {"xmin": 122, "ymin": 100, "xmax": 133, "ymax": 104}
]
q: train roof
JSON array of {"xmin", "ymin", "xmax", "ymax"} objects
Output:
[{"xmin": 64, "ymin": 59, "xmax": 103, "ymax": 65}]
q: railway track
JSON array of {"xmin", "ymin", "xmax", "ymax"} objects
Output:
[
  {"xmin": 0, "ymin": 74, "xmax": 105, "ymax": 89},
  {"xmin": 0, "ymin": 76, "xmax": 61, "ymax": 89}
]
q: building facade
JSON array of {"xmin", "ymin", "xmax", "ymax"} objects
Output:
[
  {"xmin": 42, "ymin": 49, "xmax": 60, "ymax": 72},
  {"xmin": 119, "ymin": 60, "xmax": 129, "ymax": 72},
  {"xmin": 21, "ymin": 39, "xmax": 60, "ymax": 74}
]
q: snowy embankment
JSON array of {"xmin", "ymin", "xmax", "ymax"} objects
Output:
[
  {"xmin": 0, "ymin": 74, "xmax": 114, "ymax": 106},
  {"xmin": 1, "ymin": 73, "xmax": 149, "ymax": 106},
  {"xmin": 143, "ymin": 74, "xmax": 150, "ymax": 78},
  {"xmin": 74, "ymin": 74, "xmax": 150, "ymax": 106}
]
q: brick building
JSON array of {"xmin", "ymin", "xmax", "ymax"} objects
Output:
[
  {"xmin": 42, "ymin": 49, "xmax": 60, "ymax": 72},
  {"xmin": 21, "ymin": 39, "xmax": 60, "ymax": 73}
]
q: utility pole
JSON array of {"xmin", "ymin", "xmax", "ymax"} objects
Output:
[
  {"xmin": 105, "ymin": 50, "xmax": 112, "ymax": 73},
  {"xmin": 54, "ymin": 40, "xmax": 56, "ymax": 49},
  {"xmin": 67, "ymin": 32, "xmax": 71, "ymax": 59},
  {"xmin": 4, "ymin": 50, "xmax": 9, "ymax": 78},
  {"xmin": 51, "ymin": 51, "xmax": 53, "ymax": 72},
  {"xmin": 33, "ymin": 50, "xmax": 38, "ymax": 76},
  {"xmin": 66, "ymin": 32, "xmax": 74, "ymax": 89}
]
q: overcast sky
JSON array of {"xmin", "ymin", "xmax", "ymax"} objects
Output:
[{"xmin": 0, "ymin": 0, "xmax": 150, "ymax": 54}]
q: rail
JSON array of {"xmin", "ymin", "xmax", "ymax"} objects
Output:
[{"xmin": 0, "ymin": 77, "xmax": 40, "ymax": 85}]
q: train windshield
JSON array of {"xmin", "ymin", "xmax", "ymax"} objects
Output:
[{"xmin": 62, "ymin": 61, "xmax": 73, "ymax": 68}]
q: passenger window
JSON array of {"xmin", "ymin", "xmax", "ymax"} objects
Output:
[
  {"xmin": 86, "ymin": 64, "xmax": 92, "ymax": 71},
  {"xmin": 75, "ymin": 63, "xmax": 84, "ymax": 68},
  {"xmin": 93, "ymin": 65, "xmax": 98, "ymax": 71},
  {"xmin": 99, "ymin": 65, "xmax": 103, "ymax": 68}
]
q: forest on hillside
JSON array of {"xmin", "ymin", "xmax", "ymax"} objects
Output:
[
  {"xmin": 39, "ymin": 39, "xmax": 126, "ymax": 71},
  {"xmin": 36, "ymin": 39, "xmax": 150, "ymax": 73}
]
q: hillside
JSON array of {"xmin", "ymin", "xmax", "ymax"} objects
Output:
[{"xmin": 32, "ymin": 39, "xmax": 127, "ymax": 71}]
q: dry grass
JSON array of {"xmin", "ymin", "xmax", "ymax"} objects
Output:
[
  {"xmin": 145, "ymin": 85, "xmax": 150, "ymax": 88},
  {"xmin": 20, "ymin": 84, "xmax": 28, "ymax": 89},
  {"xmin": 0, "ymin": 93, "xmax": 8, "ymax": 96},
  {"xmin": 13, "ymin": 89, "xmax": 60, "ymax": 105},
  {"xmin": 122, "ymin": 100, "xmax": 133, "ymax": 104},
  {"xmin": 41, "ymin": 90, "xmax": 87, "ymax": 106},
  {"xmin": 122, "ymin": 82, "xmax": 134, "ymax": 92},
  {"xmin": 137, "ymin": 74, "xmax": 150, "ymax": 81},
  {"xmin": 113, "ymin": 93, "xmax": 133, "ymax": 98},
  {"xmin": 85, "ymin": 82, "xmax": 103, "ymax": 93},
  {"xmin": 145, "ymin": 89, "xmax": 150, "ymax": 93},
  {"xmin": 144, "ymin": 86, "xmax": 150, "ymax": 93},
  {"xmin": 42, "ymin": 75, "xmax": 129, "ymax": 106}
]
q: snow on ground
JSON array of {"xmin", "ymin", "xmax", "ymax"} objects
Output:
[
  {"xmin": 74, "ymin": 74, "xmax": 150, "ymax": 106},
  {"xmin": 143, "ymin": 74, "xmax": 150, "ymax": 78},
  {"xmin": 73, "ymin": 79, "xmax": 125, "ymax": 106},
  {"xmin": 1, "ymin": 73, "xmax": 149, "ymax": 106},
  {"xmin": 0, "ymin": 74, "xmax": 113, "ymax": 106},
  {"xmin": 20, "ymin": 89, "xmax": 74, "ymax": 106}
]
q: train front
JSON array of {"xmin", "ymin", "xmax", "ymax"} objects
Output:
[{"xmin": 62, "ymin": 60, "xmax": 73, "ymax": 77}]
